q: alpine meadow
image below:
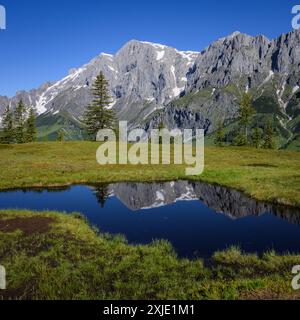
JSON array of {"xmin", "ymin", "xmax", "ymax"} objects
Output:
[{"xmin": 0, "ymin": 0, "xmax": 300, "ymax": 305}]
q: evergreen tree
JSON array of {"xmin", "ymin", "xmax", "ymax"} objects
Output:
[
  {"xmin": 14, "ymin": 100, "xmax": 27, "ymax": 144},
  {"xmin": 234, "ymin": 130, "xmax": 247, "ymax": 146},
  {"xmin": 83, "ymin": 72, "xmax": 116, "ymax": 140},
  {"xmin": 237, "ymin": 93, "xmax": 256, "ymax": 145},
  {"xmin": 158, "ymin": 121, "xmax": 165, "ymax": 144},
  {"xmin": 93, "ymin": 184, "xmax": 109, "ymax": 208},
  {"xmin": 263, "ymin": 119, "xmax": 276, "ymax": 149},
  {"xmin": 252, "ymin": 126, "xmax": 262, "ymax": 149},
  {"xmin": 158, "ymin": 121, "xmax": 165, "ymax": 131},
  {"xmin": 57, "ymin": 130, "xmax": 65, "ymax": 142},
  {"xmin": 214, "ymin": 121, "xmax": 225, "ymax": 147},
  {"xmin": 1, "ymin": 106, "xmax": 14, "ymax": 144},
  {"xmin": 25, "ymin": 108, "xmax": 37, "ymax": 143}
]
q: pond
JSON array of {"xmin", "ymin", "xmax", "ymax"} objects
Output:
[{"xmin": 0, "ymin": 181, "xmax": 300, "ymax": 258}]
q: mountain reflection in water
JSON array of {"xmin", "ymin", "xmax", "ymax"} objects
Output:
[{"xmin": 0, "ymin": 181, "xmax": 300, "ymax": 257}]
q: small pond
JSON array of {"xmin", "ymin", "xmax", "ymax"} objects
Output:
[{"xmin": 0, "ymin": 181, "xmax": 300, "ymax": 258}]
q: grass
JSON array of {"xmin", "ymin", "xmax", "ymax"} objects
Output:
[
  {"xmin": 0, "ymin": 142, "xmax": 299, "ymax": 207},
  {"xmin": 0, "ymin": 141, "xmax": 299, "ymax": 300},
  {"xmin": 0, "ymin": 209, "xmax": 299, "ymax": 300},
  {"xmin": 285, "ymin": 134, "xmax": 300, "ymax": 152}
]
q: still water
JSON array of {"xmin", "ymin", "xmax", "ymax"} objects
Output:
[{"xmin": 0, "ymin": 181, "xmax": 300, "ymax": 258}]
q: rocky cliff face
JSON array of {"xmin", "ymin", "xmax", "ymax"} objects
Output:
[
  {"xmin": 1, "ymin": 30, "xmax": 300, "ymax": 139},
  {"xmin": 106, "ymin": 181, "xmax": 300, "ymax": 224},
  {"xmin": 0, "ymin": 40, "xmax": 199, "ymax": 125},
  {"xmin": 143, "ymin": 30, "xmax": 300, "ymax": 135},
  {"xmin": 186, "ymin": 30, "xmax": 300, "ymax": 91},
  {"xmin": 187, "ymin": 32, "xmax": 273, "ymax": 90}
]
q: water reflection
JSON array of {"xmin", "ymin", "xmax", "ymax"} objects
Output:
[
  {"xmin": 1, "ymin": 181, "xmax": 300, "ymax": 257},
  {"xmin": 93, "ymin": 185, "xmax": 110, "ymax": 208},
  {"xmin": 92, "ymin": 181, "xmax": 300, "ymax": 225}
]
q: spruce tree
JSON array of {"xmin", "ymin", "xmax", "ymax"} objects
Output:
[
  {"xmin": 1, "ymin": 106, "xmax": 14, "ymax": 144},
  {"xmin": 158, "ymin": 121, "xmax": 165, "ymax": 144},
  {"xmin": 252, "ymin": 126, "xmax": 262, "ymax": 149},
  {"xmin": 25, "ymin": 108, "xmax": 37, "ymax": 143},
  {"xmin": 57, "ymin": 130, "xmax": 65, "ymax": 142},
  {"xmin": 83, "ymin": 72, "xmax": 116, "ymax": 140},
  {"xmin": 94, "ymin": 184, "xmax": 109, "ymax": 208},
  {"xmin": 214, "ymin": 121, "xmax": 225, "ymax": 147},
  {"xmin": 237, "ymin": 93, "xmax": 256, "ymax": 145},
  {"xmin": 263, "ymin": 119, "xmax": 276, "ymax": 149},
  {"xmin": 14, "ymin": 100, "xmax": 27, "ymax": 144},
  {"xmin": 234, "ymin": 130, "xmax": 247, "ymax": 146}
]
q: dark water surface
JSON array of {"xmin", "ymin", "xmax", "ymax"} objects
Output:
[{"xmin": 0, "ymin": 181, "xmax": 300, "ymax": 258}]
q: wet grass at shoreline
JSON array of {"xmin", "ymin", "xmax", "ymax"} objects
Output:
[
  {"xmin": 0, "ymin": 142, "xmax": 299, "ymax": 206},
  {"xmin": 0, "ymin": 209, "xmax": 299, "ymax": 300}
]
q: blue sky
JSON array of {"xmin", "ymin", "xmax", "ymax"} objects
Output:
[{"xmin": 0, "ymin": 0, "xmax": 297, "ymax": 96}]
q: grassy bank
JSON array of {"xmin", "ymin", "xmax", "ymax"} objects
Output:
[
  {"xmin": 0, "ymin": 142, "xmax": 299, "ymax": 206},
  {"xmin": 0, "ymin": 209, "xmax": 299, "ymax": 300}
]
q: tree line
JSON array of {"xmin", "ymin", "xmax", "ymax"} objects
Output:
[
  {"xmin": 0, "ymin": 100, "xmax": 37, "ymax": 144},
  {"xmin": 0, "ymin": 73, "xmax": 276, "ymax": 149},
  {"xmin": 83, "ymin": 74, "xmax": 277, "ymax": 149},
  {"xmin": 0, "ymin": 71, "xmax": 116, "ymax": 144},
  {"xmin": 214, "ymin": 92, "xmax": 275, "ymax": 149}
]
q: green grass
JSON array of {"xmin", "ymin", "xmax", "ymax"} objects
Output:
[
  {"xmin": 0, "ymin": 142, "xmax": 299, "ymax": 207},
  {"xmin": 0, "ymin": 209, "xmax": 299, "ymax": 300},
  {"xmin": 285, "ymin": 134, "xmax": 300, "ymax": 152},
  {"xmin": 36, "ymin": 112, "xmax": 85, "ymax": 141},
  {"xmin": 207, "ymin": 113, "xmax": 293, "ymax": 149}
]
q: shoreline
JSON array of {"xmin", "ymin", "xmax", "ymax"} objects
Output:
[
  {"xmin": 0, "ymin": 142, "xmax": 299, "ymax": 207},
  {"xmin": 0, "ymin": 209, "xmax": 299, "ymax": 300},
  {"xmin": 0, "ymin": 179, "xmax": 300, "ymax": 211}
]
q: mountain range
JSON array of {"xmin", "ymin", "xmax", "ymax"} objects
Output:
[
  {"xmin": 1, "ymin": 29, "xmax": 300, "ymax": 149},
  {"xmin": 99, "ymin": 181, "xmax": 300, "ymax": 224}
]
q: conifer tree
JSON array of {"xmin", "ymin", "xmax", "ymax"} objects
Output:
[
  {"xmin": 158, "ymin": 121, "xmax": 165, "ymax": 145},
  {"xmin": 1, "ymin": 106, "xmax": 14, "ymax": 144},
  {"xmin": 25, "ymin": 108, "xmax": 37, "ymax": 142},
  {"xmin": 237, "ymin": 93, "xmax": 256, "ymax": 145},
  {"xmin": 57, "ymin": 129, "xmax": 65, "ymax": 142},
  {"xmin": 83, "ymin": 72, "xmax": 116, "ymax": 140},
  {"xmin": 263, "ymin": 119, "xmax": 276, "ymax": 149},
  {"xmin": 234, "ymin": 130, "xmax": 247, "ymax": 146},
  {"xmin": 94, "ymin": 184, "xmax": 109, "ymax": 208},
  {"xmin": 252, "ymin": 126, "xmax": 262, "ymax": 149},
  {"xmin": 214, "ymin": 121, "xmax": 225, "ymax": 147},
  {"xmin": 14, "ymin": 100, "xmax": 27, "ymax": 144}
]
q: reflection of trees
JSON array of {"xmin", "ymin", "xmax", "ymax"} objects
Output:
[
  {"xmin": 0, "ymin": 186, "xmax": 71, "ymax": 194},
  {"xmin": 93, "ymin": 184, "xmax": 110, "ymax": 208}
]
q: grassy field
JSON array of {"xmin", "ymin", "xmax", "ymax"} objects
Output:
[
  {"xmin": 0, "ymin": 209, "xmax": 299, "ymax": 300},
  {"xmin": 0, "ymin": 142, "xmax": 299, "ymax": 206},
  {"xmin": 0, "ymin": 143, "xmax": 299, "ymax": 300}
]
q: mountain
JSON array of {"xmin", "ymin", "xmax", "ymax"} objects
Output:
[
  {"xmin": 100, "ymin": 181, "xmax": 300, "ymax": 225},
  {"xmin": 1, "ymin": 30, "xmax": 300, "ymax": 147},
  {"xmin": 0, "ymin": 41, "xmax": 198, "ymax": 131},
  {"xmin": 141, "ymin": 30, "xmax": 300, "ymax": 149}
]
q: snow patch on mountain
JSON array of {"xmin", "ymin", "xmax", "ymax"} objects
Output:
[
  {"xmin": 101, "ymin": 53, "xmax": 114, "ymax": 60},
  {"xmin": 108, "ymin": 65, "xmax": 118, "ymax": 73},
  {"xmin": 156, "ymin": 50, "xmax": 165, "ymax": 61},
  {"xmin": 262, "ymin": 70, "xmax": 274, "ymax": 85},
  {"xmin": 140, "ymin": 41, "xmax": 167, "ymax": 50},
  {"xmin": 293, "ymin": 85, "xmax": 299, "ymax": 94},
  {"xmin": 35, "ymin": 92, "xmax": 49, "ymax": 114},
  {"xmin": 170, "ymin": 65, "xmax": 184, "ymax": 97}
]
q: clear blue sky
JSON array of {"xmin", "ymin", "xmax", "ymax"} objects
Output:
[{"xmin": 0, "ymin": 0, "xmax": 297, "ymax": 96}]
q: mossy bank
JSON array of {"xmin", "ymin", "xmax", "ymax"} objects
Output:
[{"xmin": 0, "ymin": 210, "xmax": 299, "ymax": 300}]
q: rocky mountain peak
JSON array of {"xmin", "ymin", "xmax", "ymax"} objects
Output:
[{"xmin": 0, "ymin": 30, "xmax": 299, "ymax": 143}]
